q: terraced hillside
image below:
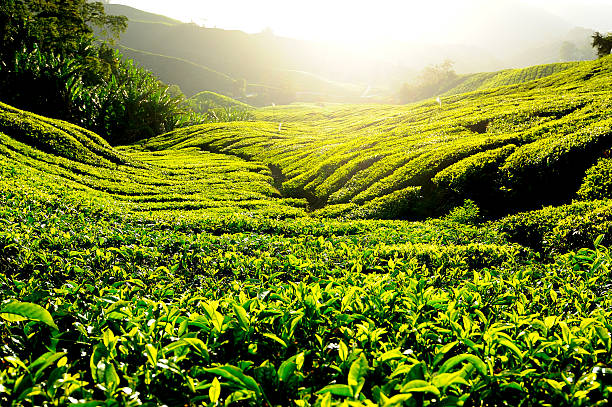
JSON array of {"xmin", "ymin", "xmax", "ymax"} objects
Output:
[
  {"xmin": 440, "ymin": 61, "xmax": 578, "ymax": 96},
  {"xmin": 145, "ymin": 56, "xmax": 612, "ymax": 221},
  {"xmin": 0, "ymin": 102, "xmax": 305, "ymax": 220},
  {"xmin": 3, "ymin": 57, "xmax": 612, "ymax": 406}
]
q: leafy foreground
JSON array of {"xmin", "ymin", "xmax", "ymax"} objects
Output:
[{"xmin": 2, "ymin": 62, "xmax": 612, "ymax": 405}]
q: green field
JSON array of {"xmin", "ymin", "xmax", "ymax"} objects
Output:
[{"xmin": 2, "ymin": 57, "xmax": 612, "ymax": 406}]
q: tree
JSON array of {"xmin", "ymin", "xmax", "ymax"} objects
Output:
[
  {"xmin": 0, "ymin": 0, "xmax": 128, "ymax": 128},
  {"xmin": 398, "ymin": 60, "xmax": 457, "ymax": 104},
  {"xmin": 592, "ymin": 32, "xmax": 612, "ymax": 58},
  {"xmin": 0, "ymin": 0, "xmax": 126, "ymax": 59}
]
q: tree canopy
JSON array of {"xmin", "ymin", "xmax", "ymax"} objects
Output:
[
  {"xmin": 1, "ymin": 0, "xmax": 126, "ymax": 64},
  {"xmin": 592, "ymin": 32, "xmax": 612, "ymax": 58}
]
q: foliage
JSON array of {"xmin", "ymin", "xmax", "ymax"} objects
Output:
[
  {"xmin": 4, "ymin": 49, "xmax": 612, "ymax": 406},
  {"xmin": 189, "ymin": 91, "xmax": 252, "ymax": 111},
  {"xmin": 501, "ymin": 118, "xmax": 612, "ymax": 208},
  {"xmin": 440, "ymin": 62, "xmax": 576, "ymax": 98},
  {"xmin": 76, "ymin": 56, "xmax": 205, "ymax": 145},
  {"xmin": 0, "ymin": 0, "xmax": 226, "ymax": 145},
  {"xmin": 186, "ymin": 91, "xmax": 254, "ymax": 123},
  {"xmin": 0, "ymin": 0, "xmax": 126, "ymax": 62},
  {"xmin": 0, "ymin": 45, "xmax": 204, "ymax": 145},
  {"xmin": 443, "ymin": 199, "xmax": 481, "ymax": 225},
  {"xmin": 142, "ymin": 57, "xmax": 612, "ymax": 219},
  {"xmin": 592, "ymin": 32, "xmax": 612, "ymax": 58},
  {"xmin": 433, "ymin": 144, "xmax": 516, "ymax": 210},
  {"xmin": 1, "ymin": 121, "xmax": 612, "ymax": 403},
  {"xmin": 578, "ymin": 157, "xmax": 612, "ymax": 200}
]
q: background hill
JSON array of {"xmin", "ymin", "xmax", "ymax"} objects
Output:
[
  {"xmin": 117, "ymin": 45, "xmax": 237, "ymax": 96},
  {"xmin": 103, "ymin": 2, "xmax": 604, "ymax": 105}
]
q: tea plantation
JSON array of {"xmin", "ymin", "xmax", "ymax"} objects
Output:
[{"xmin": 2, "ymin": 57, "xmax": 612, "ymax": 406}]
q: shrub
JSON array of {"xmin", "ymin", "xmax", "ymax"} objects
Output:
[
  {"xmin": 433, "ymin": 144, "xmax": 516, "ymax": 197},
  {"xmin": 501, "ymin": 119, "xmax": 612, "ymax": 207},
  {"xmin": 348, "ymin": 186, "xmax": 423, "ymax": 219},
  {"xmin": 496, "ymin": 199, "xmax": 612, "ymax": 254},
  {"xmin": 577, "ymin": 157, "xmax": 612, "ymax": 200},
  {"xmin": 443, "ymin": 199, "xmax": 481, "ymax": 225},
  {"xmin": 0, "ymin": 46, "xmax": 205, "ymax": 145}
]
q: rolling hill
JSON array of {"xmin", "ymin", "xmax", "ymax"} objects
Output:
[
  {"xmin": 144, "ymin": 56, "xmax": 612, "ymax": 227},
  {"xmin": 103, "ymin": 4, "xmax": 371, "ymax": 102},
  {"xmin": 3, "ymin": 54, "xmax": 612, "ymax": 405},
  {"xmin": 102, "ymin": 2, "xmax": 600, "ymax": 105},
  {"xmin": 117, "ymin": 45, "xmax": 237, "ymax": 96}
]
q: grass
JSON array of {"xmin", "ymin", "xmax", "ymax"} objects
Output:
[{"xmin": 2, "ymin": 56, "xmax": 612, "ymax": 406}]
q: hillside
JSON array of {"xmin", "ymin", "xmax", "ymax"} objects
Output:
[
  {"xmin": 117, "ymin": 45, "xmax": 237, "ymax": 96},
  {"xmin": 0, "ymin": 102, "xmax": 303, "ymax": 218},
  {"xmin": 103, "ymin": 3, "xmax": 181, "ymax": 25},
  {"xmin": 3, "ymin": 55, "xmax": 612, "ymax": 405},
  {"xmin": 144, "ymin": 57, "xmax": 612, "ymax": 224},
  {"xmin": 102, "ymin": 5, "xmax": 372, "ymax": 103},
  {"xmin": 440, "ymin": 61, "xmax": 579, "ymax": 96},
  {"xmin": 102, "ymin": 2, "xmax": 601, "ymax": 102},
  {"xmin": 189, "ymin": 91, "xmax": 252, "ymax": 110}
]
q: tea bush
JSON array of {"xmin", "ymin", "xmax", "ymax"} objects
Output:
[
  {"xmin": 144, "ymin": 56, "xmax": 612, "ymax": 218},
  {"xmin": 578, "ymin": 157, "xmax": 612, "ymax": 200},
  {"xmin": 3, "ymin": 56, "xmax": 612, "ymax": 406}
]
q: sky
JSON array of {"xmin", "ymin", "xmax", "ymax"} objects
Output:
[{"xmin": 109, "ymin": 0, "xmax": 612, "ymax": 44}]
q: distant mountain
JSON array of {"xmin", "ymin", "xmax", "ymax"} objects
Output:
[
  {"xmin": 446, "ymin": 1, "xmax": 573, "ymax": 60},
  {"xmin": 104, "ymin": 5, "xmax": 373, "ymax": 103},
  {"xmin": 104, "ymin": 4, "xmax": 180, "ymax": 25},
  {"xmin": 103, "ymin": 2, "xmax": 601, "ymax": 104},
  {"xmin": 509, "ymin": 27, "xmax": 597, "ymax": 68},
  {"xmin": 117, "ymin": 45, "xmax": 237, "ymax": 96},
  {"xmin": 545, "ymin": 2, "xmax": 612, "ymax": 33}
]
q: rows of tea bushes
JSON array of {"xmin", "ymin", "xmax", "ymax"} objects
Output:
[
  {"xmin": 1, "ymin": 141, "xmax": 612, "ymax": 405},
  {"xmin": 142, "ymin": 56, "xmax": 612, "ymax": 219},
  {"xmin": 0, "ymin": 102, "xmax": 306, "ymax": 220},
  {"xmin": 441, "ymin": 61, "xmax": 577, "ymax": 97},
  {"xmin": 3, "ymin": 55, "xmax": 612, "ymax": 406}
]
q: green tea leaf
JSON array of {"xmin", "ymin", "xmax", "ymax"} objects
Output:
[
  {"xmin": 400, "ymin": 379, "xmax": 440, "ymax": 396},
  {"xmin": 233, "ymin": 304, "xmax": 250, "ymax": 330},
  {"xmin": 209, "ymin": 377, "xmax": 221, "ymax": 403},
  {"xmin": 263, "ymin": 332, "xmax": 287, "ymax": 348},
  {"xmin": 0, "ymin": 301, "xmax": 58, "ymax": 330},
  {"xmin": 339, "ymin": 341, "xmax": 349, "ymax": 362},
  {"xmin": 277, "ymin": 357, "xmax": 297, "ymax": 382},
  {"xmin": 317, "ymin": 384, "xmax": 353, "ymax": 397},
  {"xmin": 439, "ymin": 354, "xmax": 488, "ymax": 376},
  {"xmin": 348, "ymin": 353, "xmax": 369, "ymax": 398}
]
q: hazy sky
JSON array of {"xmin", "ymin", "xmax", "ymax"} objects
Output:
[{"xmin": 110, "ymin": 0, "xmax": 612, "ymax": 44}]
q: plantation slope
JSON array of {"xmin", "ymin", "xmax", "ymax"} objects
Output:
[
  {"xmin": 441, "ymin": 61, "xmax": 578, "ymax": 97},
  {"xmin": 104, "ymin": 4, "xmax": 181, "ymax": 25},
  {"xmin": 118, "ymin": 45, "xmax": 237, "ymax": 97},
  {"xmin": 189, "ymin": 91, "xmax": 253, "ymax": 110},
  {"xmin": 0, "ymin": 102, "xmax": 131, "ymax": 167},
  {"xmin": 4, "ymin": 110, "xmax": 612, "ymax": 406},
  {"xmin": 0, "ymin": 103, "xmax": 306, "ymax": 219},
  {"xmin": 144, "ymin": 56, "xmax": 612, "ymax": 219}
]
